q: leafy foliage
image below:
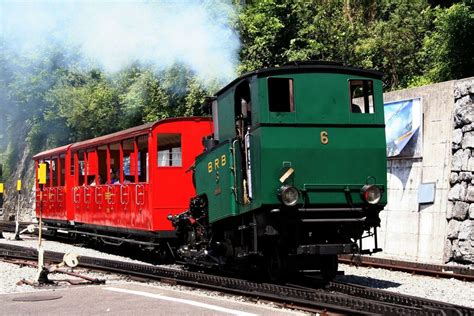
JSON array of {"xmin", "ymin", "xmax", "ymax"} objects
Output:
[
  {"xmin": 238, "ymin": 0, "xmax": 471, "ymax": 89},
  {"xmin": 421, "ymin": 3, "xmax": 474, "ymax": 83},
  {"xmin": 238, "ymin": 0, "xmax": 298, "ymax": 72},
  {"xmin": 0, "ymin": 0, "xmax": 472, "ymax": 182}
]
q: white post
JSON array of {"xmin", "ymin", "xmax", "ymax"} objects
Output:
[
  {"xmin": 14, "ymin": 182, "xmax": 21, "ymax": 240},
  {"xmin": 35, "ymin": 184, "xmax": 45, "ymax": 283}
]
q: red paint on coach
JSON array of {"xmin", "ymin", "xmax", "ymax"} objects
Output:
[{"xmin": 33, "ymin": 117, "xmax": 212, "ymax": 236}]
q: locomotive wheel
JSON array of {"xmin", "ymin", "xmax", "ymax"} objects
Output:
[
  {"xmin": 320, "ymin": 255, "xmax": 338, "ymax": 281},
  {"xmin": 264, "ymin": 245, "xmax": 288, "ymax": 282}
]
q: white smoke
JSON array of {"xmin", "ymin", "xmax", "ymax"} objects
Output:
[{"xmin": 0, "ymin": 0, "xmax": 240, "ymax": 84}]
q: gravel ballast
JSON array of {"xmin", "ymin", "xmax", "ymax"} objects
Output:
[
  {"xmin": 0, "ymin": 233, "xmax": 305, "ymax": 315},
  {"xmin": 336, "ymin": 264, "xmax": 473, "ymax": 308},
  {"xmin": 0, "ymin": 233, "xmax": 473, "ymax": 309}
]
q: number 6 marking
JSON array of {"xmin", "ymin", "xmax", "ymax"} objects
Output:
[{"xmin": 320, "ymin": 131, "xmax": 329, "ymax": 144}]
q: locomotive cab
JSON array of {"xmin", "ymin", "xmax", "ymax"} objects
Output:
[{"xmin": 175, "ymin": 62, "xmax": 387, "ymax": 281}]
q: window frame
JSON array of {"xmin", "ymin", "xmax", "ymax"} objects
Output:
[
  {"xmin": 157, "ymin": 133, "xmax": 182, "ymax": 168},
  {"xmin": 349, "ymin": 79, "xmax": 375, "ymax": 114},
  {"xmin": 268, "ymin": 77, "xmax": 295, "ymax": 113}
]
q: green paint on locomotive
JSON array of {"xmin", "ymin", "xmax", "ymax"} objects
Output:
[{"xmin": 194, "ymin": 66, "xmax": 387, "ymax": 223}]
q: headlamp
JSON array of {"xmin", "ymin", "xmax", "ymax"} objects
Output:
[
  {"xmin": 360, "ymin": 185, "xmax": 382, "ymax": 205},
  {"xmin": 279, "ymin": 185, "xmax": 299, "ymax": 206}
]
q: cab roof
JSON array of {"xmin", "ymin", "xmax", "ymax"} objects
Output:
[{"xmin": 215, "ymin": 61, "xmax": 383, "ymax": 97}]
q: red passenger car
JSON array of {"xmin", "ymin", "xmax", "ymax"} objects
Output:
[
  {"xmin": 34, "ymin": 144, "xmax": 71, "ymax": 222},
  {"xmin": 33, "ymin": 117, "xmax": 212, "ymax": 246}
]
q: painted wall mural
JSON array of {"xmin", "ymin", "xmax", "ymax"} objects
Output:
[{"xmin": 384, "ymin": 98, "xmax": 422, "ymax": 158}]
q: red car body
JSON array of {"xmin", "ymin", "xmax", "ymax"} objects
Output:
[{"xmin": 33, "ymin": 117, "xmax": 212, "ymax": 239}]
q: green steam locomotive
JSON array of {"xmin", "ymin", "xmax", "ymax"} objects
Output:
[{"xmin": 170, "ymin": 61, "xmax": 387, "ymax": 281}]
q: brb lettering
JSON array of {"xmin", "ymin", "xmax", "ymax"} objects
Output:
[{"xmin": 208, "ymin": 155, "xmax": 227, "ymax": 173}]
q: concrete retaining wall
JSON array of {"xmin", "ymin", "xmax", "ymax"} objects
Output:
[{"xmin": 378, "ymin": 80, "xmax": 462, "ymax": 264}]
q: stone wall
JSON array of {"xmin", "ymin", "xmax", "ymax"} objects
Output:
[{"xmin": 446, "ymin": 78, "xmax": 474, "ymax": 264}]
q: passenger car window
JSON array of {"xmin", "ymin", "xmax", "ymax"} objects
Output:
[
  {"xmin": 59, "ymin": 155, "xmax": 65, "ymax": 186},
  {"xmin": 122, "ymin": 138, "xmax": 136, "ymax": 183},
  {"xmin": 77, "ymin": 151, "xmax": 85, "ymax": 185},
  {"xmin": 108, "ymin": 142, "xmax": 121, "ymax": 184},
  {"xmin": 137, "ymin": 135, "xmax": 149, "ymax": 182},
  {"xmin": 349, "ymin": 80, "xmax": 374, "ymax": 114},
  {"xmin": 157, "ymin": 134, "xmax": 182, "ymax": 167},
  {"xmin": 268, "ymin": 78, "xmax": 294, "ymax": 112},
  {"xmin": 70, "ymin": 154, "xmax": 75, "ymax": 177}
]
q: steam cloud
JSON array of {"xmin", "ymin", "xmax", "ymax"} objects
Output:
[{"xmin": 0, "ymin": 0, "xmax": 240, "ymax": 84}]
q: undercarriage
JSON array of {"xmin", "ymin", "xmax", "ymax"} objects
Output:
[{"xmin": 169, "ymin": 197, "xmax": 382, "ymax": 281}]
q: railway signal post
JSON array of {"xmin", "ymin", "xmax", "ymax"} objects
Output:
[
  {"xmin": 0, "ymin": 181, "xmax": 3, "ymax": 239},
  {"xmin": 0, "ymin": 164, "xmax": 4, "ymax": 239},
  {"xmin": 35, "ymin": 163, "xmax": 48, "ymax": 284},
  {"xmin": 14, "ymin": 180, "xmax": 21, "ymax": 240}
]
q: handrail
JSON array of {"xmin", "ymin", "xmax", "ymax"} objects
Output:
[
  {"xmin": 83, "ymin": 186, "xmax": 91, "ymax": 204},
  {"xmin": 135, "ymin": 184, "xmax": 145, "ymax": 206},
  {"xmin": 231, "ymin": 139, "xmax": 239, "ymax": 203},
  {"xmin": 120, "ymin": 185, "xmax": 129, "ymax": 205},
  {"xmin": 94, "ymin": 186, "xmax": 103, "ymax": 204},
  {"xmin": 73, "ymin": 187, "xmax": 80, "ymax": 203},
  {"xmin": 57, "ymin": 188, "xmax": 64, "ymax": 203},
  {"xmin": 48, "ymin": 187, "xmax": 56, "ymax": 203},
  {"xmin": 105, "ymin": 186, "xmax": 115, "ymax": 205},
  {"xmin": 303, "ymin": 183, "xmax": 385, "ymax": 191}
]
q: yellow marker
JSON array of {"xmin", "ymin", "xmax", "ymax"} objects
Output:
[
  {"xmin": 0, "ymin": 183, "xmax": 3, "ymax": 194},
  {"xmin": 38, "ymin": 163, "xmax": 47, "ymax": 185},
  {"xmin": 17, "ymin": 180, "xmax": 22, "ymax": 191},
  {"xmin": 279, "ymin": 167, "xmax": 295, "ymax": 183}
]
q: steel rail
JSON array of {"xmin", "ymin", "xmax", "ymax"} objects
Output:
[
  {"xmin": 327, "ymin": 281, "xmax": 471, "ymax": 316},
  {"xmin": 0, "ymin": 221, "xmax": 33, "ymax": 233},
  {"xmin": 1, "ymin": 244, "xmax": 472, "ymax": 316},
  {"xmin": 339, "ymin": 255, "xmax": 474, "ymax": 281},
  {"xmin": 2, "ymin": 220, "xmax": 473, "ymax": 282},
  {"xmin": 0, "ymin": 247, "xmax": 369, "ymax": 315}
]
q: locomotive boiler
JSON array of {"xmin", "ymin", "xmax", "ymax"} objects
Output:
[{"xmin": 170, "ymin": 61, "xmax": 387, "ymax": 280}]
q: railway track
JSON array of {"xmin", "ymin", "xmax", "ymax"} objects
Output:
[
  {"xmin": 2, "ymin": 220, "xmax": 473, "ymax": 282},
  {"xmin": 1, "ymin": 243, "xmax": 472, "ymax": 316},
  {"xmin": 339, "ymin": 254, "xmax": 474, "ymax": 282},
  {"xmin": 0, "ymin": 220, "xmax": 33, "ymax": 234},
  {"xmin": 0, "ymin": 221, "xmax": 474, "ymax": 282}
]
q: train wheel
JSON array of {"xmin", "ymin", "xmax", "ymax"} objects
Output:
[
  {"xmin": 264, "ymin": 245, "xmax": 288, "ymax": 282},
  {"xmin": 320, "ymin": 255, "xmax": 338, "ymax": 281}
]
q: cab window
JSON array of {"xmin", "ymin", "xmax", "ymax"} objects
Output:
[
  {"xmin": 268, "ymin": 78, "xmax": 294, "ymax": 112},
  {"xmin": 350, "ymin": 80, "xmax": 374, "ymax": 114}
]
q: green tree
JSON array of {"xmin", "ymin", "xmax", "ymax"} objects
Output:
[
  {"xmin": 238, "ymin": 0, "xmax": 435, "ymax": 89},
  {"xmin": 422, "ymin": 3, "xmax": 474, "ymax": 83},
  {"xmin": 0, "ymin": 45, "xmax": 80, "ymax": 172},
  {"xmin": 355, "ymin": 0, "xmax": 433, "ymax": 89},
  {"xmin": 238, "ymin": 0, "xmax": 298, "ymax": 72},
  {"xmin": 45, "ymin": 70, "xmax": 121, "ymax": 141},
  {"xmin": 142, "ymin": 65, "xmax": 209, "ymax": 121}
]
